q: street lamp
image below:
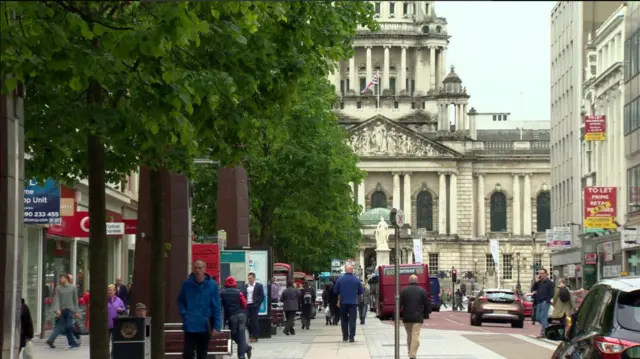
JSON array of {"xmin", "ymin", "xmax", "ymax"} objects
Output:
[{"xmin": 473, "ymin": 258, "xmax": 478, "ymax": 291}]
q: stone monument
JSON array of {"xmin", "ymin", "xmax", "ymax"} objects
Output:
[{"xmin": 375, "ymin": 217, "xmax": 391, "ymax": 266}]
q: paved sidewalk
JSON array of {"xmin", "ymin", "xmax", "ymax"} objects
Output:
[{"xmin": 32, "ymin": 312, "xmax": 555, "ymax": 359}]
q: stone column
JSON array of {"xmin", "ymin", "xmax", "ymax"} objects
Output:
[
  {"xmin": 429, "ymin": 46, "xmax": 436, "ymax": 91},
  {"xmin": 438, "ymin": 172, "xmax": 447, "ymax": 235},
  {"xmin": 366, "ymin": 46, "xmax": 373, "ymax": 86},
  {"xmin": 400, "ymin": 46, "xmax": 407, "ymax": 92},
  {"xmin": 383, "ymin": 46, "xmax": 390, "ymax": 92},
  {"xmin": 403, "ymin": 173, "xmax": 412, "ymax": 227},
  {"xmin": 0, "ymin": 84, "xmax": 25, "ymax": 358},
  {"xmin": 523, "ymin": 174, "xmax": 532, "ymax": 235},
  {"xmin": 512, "ymin": 174, "xmax": 521, "ymax": 235},
  {"xmin": 450, "ymin": 173, "xmax": 458, "ymax": 235},
  {"xmin": 414, "ymin": 47, "xmax": 423, "ymax": 95},
  {"xmin": 349, "ymin": 56, "xmax": 356, "ymax": 92},
  {"xmin": 357, "ymin": 181, "xmax": 366, "ymax": 214},
  {"xmin": 462, "ymin": 104, "xmax": 468, "ymax": 130},
  {"xmin": 393, "ymin": 173, "xmax": 401, "ymax": 210},
  {"xmin": 359, "ymin": 249, "xmax": 365, "ymax": 281},
  {"xmin": 332, "ymin": 61, "xmax": 342, "ymax": 95},
  {"xmin": 476, "ymin": 173, "xmax": 486, "ymax": 236},
  {"xmin": 444, "ymin": 104, "xmax": 450, "ymax": 130},
  {"xmin": 439, "ymin": 48, "xmax": 446, "ymax": 89},
  {"xmin": 407, "ymin": 248, "xmax": 414, "ymax": 264}
]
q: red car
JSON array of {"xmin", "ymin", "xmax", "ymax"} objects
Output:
[{"xmin": 522, "ymin": 293, "xmax": 534, "ymax": 317}]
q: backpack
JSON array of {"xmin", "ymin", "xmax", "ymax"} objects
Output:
[
  {"xmin": 558, "ymin": 286, "xmax": 571, "ymax": 303},
  {"xmin": 304, "ymin": 291, "xmax": 313, "ymax": 305}
]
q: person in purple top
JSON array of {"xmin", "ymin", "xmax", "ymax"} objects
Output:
[{"xmin": 107, "ymin": 284, "xmax": 126, "ymax": 336}]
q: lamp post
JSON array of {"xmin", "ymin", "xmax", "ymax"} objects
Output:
[
  {"xmin": 473, "ymin": 259, "xmax": 478, "ymax": 291},
  {"xmin": 516, "ymin": 252, "xmax": 521, "ymax": 291}
]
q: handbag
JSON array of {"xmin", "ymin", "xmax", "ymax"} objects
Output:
[{"xmin": 21, "ymin": 341, "xmax": 34, "ymax": 359}]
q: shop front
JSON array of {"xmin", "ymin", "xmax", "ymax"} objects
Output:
[
  {"xmin": 621, "ymin": 229, "xmax": 640, "ymax": 276},
  {"xmin": 550, "ymin": 247, "xmax": 583, "ymax": 289},
  {"xmin": 596, "ymin": 236, "xmax": 624, "ymax": 280}
]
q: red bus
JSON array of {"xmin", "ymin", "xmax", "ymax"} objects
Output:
[
  {"xmin": 375, "ymin": 264, "xmax": 430, "ymax": 320},
  {"xmin": 293, "ymin": 272, "xmax": 306, "ymax": 288}
]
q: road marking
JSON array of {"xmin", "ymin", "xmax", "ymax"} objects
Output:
[
  {"xmin": 511, "ymin": 334, "xmax": 559, "ymax": 350},
  {"xmin": 445, "ymin": 317, "xmax": 463, "ymax": 325}
]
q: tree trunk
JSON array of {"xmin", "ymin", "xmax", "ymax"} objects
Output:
[
  {"xmin": 149, "ymin": 168, "xmax": 166, "ymax": 358},
  {"xmin": 88, "ymin": 132, "xmax": 109, "ymax": 359}
]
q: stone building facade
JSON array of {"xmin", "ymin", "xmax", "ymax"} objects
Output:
[{"xmin": 333, "ymin": 1, "xmax": 553, "ymax": 289}]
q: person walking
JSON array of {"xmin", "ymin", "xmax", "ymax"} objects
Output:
[
  {"xmin": 552, "ymin": 278, "xmax": 574, "ymax": 326},
  {"xmin": 357, "ymin": 282, "xmax": 370, "ymax": 325},
  {"xmin": 280, "ymin": 281, "xmax": 300, "ymax": 335},
  {"xmin": 299, "ymin": 282, "xmax": 315, "ymax": 330},
  {"xmin": 531, "ymin": 268, "xmax": 554, "ymax": 338},
  {"xmin": 107, "ymin": 285, "xmax": 125, "ymax": 336},
  {"xmin": 46, "ymin": 274, "xmax": 80, "ymax": 349},
  {"xmin": 243, "ymin": 272, "xmax": 265, "ymax": 343},
  {"xmin": 221, "ymin": 277, "xmax": 252, "ymax": 359},
  {"xmin": 177, "ymin": 260, "xmax": 222, "ymax": 359},
  {"xmin": 333, "ymin": 266, "xmax": 363, "ymax": 342},
  {"xmin": 440, "ymin": 290, "xmax": 448, "ymax": 309},
  {"xmin": 115, "ymin": 277, "xmax": 129, "ymax": 307},
  {"xmin": 20, "ymin": 298, "xmax": 34, "ymax": 359},
  {"xmin": 455, "ymin": 289, "xmax": 464, "ymax": 311},
  {"xmin": 270, "ymin": 277, "xmax": 280, "ymax": 303},
  {"xmin": 400, "ymin": 275, "xmax": 430, "ymax": 359},
  {"xmin": 328, "ymin": 280, "xmax": 340, "ymax": 325}
]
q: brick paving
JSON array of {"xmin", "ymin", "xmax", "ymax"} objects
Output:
[{"xmin": 31, "ymin": 312, "xmax": 558, "ymax": 359}]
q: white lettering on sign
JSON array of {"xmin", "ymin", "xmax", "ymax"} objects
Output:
[{"xmin": 585, "ymin": 187, "xmax": 615, "ymax": 194}]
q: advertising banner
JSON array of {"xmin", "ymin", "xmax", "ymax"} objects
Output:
[
  {"xmin": 191, "ymin": 243, "xmax": 220, "ymax": 281},
  {"xmin": 47, "ymin": 210, "xmax": 124, "ymax": 237},
  {"xmin": 24, "ymin": 178, "xmax": 61, "ymax": 224},
  {"xmin": 584, "ymin": 115, "xmax": 606, "ymax": 141},
  {"xmin": 603, "ymin": 242, "xmax": 614, "ymax": 262},
  {"xmin": 584, "ymin": 252, "xmax": 597, "ymax": 265},
  {"xmin": 247, "ymin": 250, "xmax": 269, "ymax": 316},
  {"xmin": 220, "ymin": 250, "xmax": 270, "ymax": 316},
  {"xmin": 412, "ymin": 238, "xmax": 423, "ymax": 264},
  {"xmin": 584, "ymin": 187, "xmax": 617, "ymax": 229}
]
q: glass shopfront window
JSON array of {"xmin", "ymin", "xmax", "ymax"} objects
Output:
[
  {"xmin": 44, "ymin": 237, "xmax": 71, "ymax": 331},
  {"xmin": 76, "ymin": 242, "xmax": 89, "ymax": 295},
  {"xmin": 21, "ymin": 227, "xmax": 42, "ymax": 333}
]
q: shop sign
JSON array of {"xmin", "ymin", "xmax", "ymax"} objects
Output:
[
  {"xmin": 24, "ymin": 178, "xmax": 61, "ymax": 224},
  {"xmin": 191, "ymin": 243, "xmax": 220, "ymax": 282},
  {"xmin": 584, "ymin": 115, "xmax": 606, "ymax": 141},
  {"xmin": 603, "ymin": 242, "xmax": 614, "ymax": 262},
  {"xmin": 123, "ymin": 219, "xmax": 137, "ymax": 235},
  {"xmin": 545, "ymin": 227, "xmax": 572, "ymax": 250},
  {"xmin": 584, "ymin": 187, "xmax": 617, "ymax": 229},
  {"xmin": 602, "ymin": 265, "xmax": 621, "ymax": 279},
  {"xmin": 584, "ymin": 252, "xmax": 597, "ymax": 265},
  {"xmin": 621, "ymin": 228, "xmax": 640, "ymax": 250},
  {"xmin": 47, "ymin": 210, "xmax": 124, "ymax": 238}
]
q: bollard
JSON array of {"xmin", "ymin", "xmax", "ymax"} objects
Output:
[{"xmin": 112, "ymin": 317, "xmax": 151, "ymax": 359}]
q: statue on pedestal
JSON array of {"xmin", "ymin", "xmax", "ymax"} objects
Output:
[{"xmin": 375, "ymin": 217, "xmax": 390, "ymax": 250}]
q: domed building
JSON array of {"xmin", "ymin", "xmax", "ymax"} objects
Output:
[{"xmin": 332, "ymin": 1, "xmax": 553, "ymax": 289}]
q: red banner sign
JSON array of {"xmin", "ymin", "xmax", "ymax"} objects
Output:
[
  {"xmin": 192, "ymin": 243, "xmax": 220, "ymax": 281},
  {"xmin": 48, "ymin": 210, "xmax": 124, "ymax": 238},
  {"xmin": 123, "ymin": 219, "xmax": 137, "ymax": 235},
  {"xmin": 583, "ymin": 187, "xmax": 617, "ymax": 229},
  {"xmin": 584, "ymin": 115, "xmax": 606, "ymax": 141}
]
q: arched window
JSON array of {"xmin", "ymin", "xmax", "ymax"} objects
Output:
[
  {"xmin": 371, "ymin": 191, "xmax": 387, "ymax": 209},
  {"xmin": 536, "ymin": 191, "xmax": 551, "ymax": 232},
  {"xmin": 416, "ymin": 191, "xmax": 433, "ymax": 231},
  {"xmin": 490, "ymin": 192, "xmax": 507, "ymax": 232},
  {"xmin": 422, "ymin": 26, "xmax": 429, "ymax": 34},
  {"xmin": 436, "ymin": 26, "xmax": 442, "ymax": 33}
]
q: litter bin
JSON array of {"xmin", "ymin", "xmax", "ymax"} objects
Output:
[{"xmin": 112, "ymin": 317, "xmax": 151, "ymax": 359}]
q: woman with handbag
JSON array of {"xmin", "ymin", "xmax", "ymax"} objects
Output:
[{"xmin": 20, "ymin": 298, "xmax": 34, "ymax": 359}]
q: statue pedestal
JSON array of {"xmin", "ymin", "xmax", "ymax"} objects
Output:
[{"xmin": 376, "ymin": 248, "xmax": 391, "ymax": 267}]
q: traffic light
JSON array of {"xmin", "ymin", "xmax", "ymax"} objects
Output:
[{"xmin": 452, "ymin": 269, "xmax": 457, "ymax": 283}]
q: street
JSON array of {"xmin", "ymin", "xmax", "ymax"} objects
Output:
[{"xmin": 32, "ymin": 312, "xmax": 558, "ymax": 359}]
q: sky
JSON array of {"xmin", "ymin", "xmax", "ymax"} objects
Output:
[{"xmin": 436, "ymin": 1, "xmax": 556, "ymax": 122}]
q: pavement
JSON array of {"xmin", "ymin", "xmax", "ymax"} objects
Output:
[{"xmin": 32, "ymin": 312, "xmax": 560, "ymax": 359}]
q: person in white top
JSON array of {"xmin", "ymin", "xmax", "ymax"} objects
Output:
[{"xmin": 242, "ymin": 273, "xmax": 265, "ymax": 342}]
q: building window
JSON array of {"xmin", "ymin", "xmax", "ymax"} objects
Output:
[
  {"xmin": 340, "ymin": 80, "xmax": 345, "ymax": 96},
  {"xmin": 390, "ymin": 78, "xmax": 396, "ymax": 95},
  {"xmin": 490, "ymin": 192, "xmax": 507, "ymax": 232},
  {"xmin": 416, "ymin": 191, "xmax": 433, "ymax": 231},
  {"xmin": 389, "ymin": 2, "xmax": 395, "ymax": 15},
  {"xmin": 536, "ymin": 191, "xmax": 551, "ymax": 232},
  {"xmin": 413, "ymin": 3, "xmax": 416, "ymax": 14},
  {"xmin": 422, "ymin": 102, "xmax": 426, "ymax": 109},
  {"xmin": 533, "ymin": 253, "xmax": 542, "ymax": 273},
  {"xmin": 486, "ymin": 254, "xmax": 495, "ymax": 273},
  {"xmin": 346, "ymin": 79, "xmax": 350, "ymax": 91},
  {"xmin": 405, "ymin": 78, "xmax": 409, "ymax": 92},
  {"xmin": 356, "ymin": 101, "xmax": 361, "ymax": 109},
  {"xmin": 375, "ymin": 2, "xmax": 381, "ymax": 15},
  {"xmin": 425, "ymin": 2, "xmax": 429, "ymax": 15},
  {"xmin": 360, "ymin": 78, "xmax": 366, "ymax": 92},
  {"xmin": 403, "ymin": 2, "xmax": 409, "ymax": 16},
  {"xmin": 436, "ymin": 26, "xmax": 442, "ymax": 33},
  {"xmin": 624, "ymin": 97, "xmax": 640, "ymax": 136},
  {"xmin": 411, "ymin": 102, "xmax": 415, "ymax": 109},
  {"xmin": 340, "ymin": 102, "xmax": 344, "ymax": 109},
  {"xmin": 428, "ymin": 253, "xmax": 439, "ymax": 273},
  {"xmin": 411, "ymin": 79, "xmax": 415, "ymax": 96},
  {"xmin": 394, "ymin": 101, "xmax": 399, "ymax": 109},
  {"xmin": 628, "ymin": 164, "xmax": 640, "ymax": 214},
  {"xmin": 502, "ymin": 254, "xmax": 513, "ymax": 280},
  {"xmin": 371, "ymin": 191, "xmax": 387, "ymax": 209}
]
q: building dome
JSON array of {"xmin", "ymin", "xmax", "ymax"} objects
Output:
[
  {"xmin": 443, "ymin": 65, "xmax": 462, "ymax": 84},
  {"xmin": 359, "ymin": 207, "xmax": 391, "ymax": 226}
]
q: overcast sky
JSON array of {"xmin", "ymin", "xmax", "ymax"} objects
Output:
[{"xmin": 436, "ymin": 1, "xmax": 555, "ymax": 121}]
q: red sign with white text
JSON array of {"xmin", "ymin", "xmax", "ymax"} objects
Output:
[
  {"xmin": 583, "ymin": 187, "xmax": 617, "ymax": 229},
  {"xmin": 192, "ymin": 244, "xmax": 220, "ymax": 281}
]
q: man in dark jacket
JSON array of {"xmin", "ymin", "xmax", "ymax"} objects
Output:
[
  {"xmin": 333, "ymin": 266, "xmax": 363, "ymax": 342},
  {"xmin": 531, "ymin": 268, "xmax": 555, "ymax": 338},
  {"xmin": 221, "ymin": 277, "xmax": 252, "ymax": 359},
  {"xmin": 299, "ymin": 282, "xmax": 316, "ymax": 330},
  {"xmin": 177, "ymin": 260, "xmax": 222, "ymax": 359},
  {"xmin": 328, "ymin": 281, "xmax": 340, "ymax": 325},
  {"xmin": 20, "ymin": 298, "xmax": 34, "ymax": 353},
  {"xmin": 279, "ymin": 281, "xmax": 300, "ymax": 335},
  {"xmin": 242, "ymin": 272, "xmax": 265, "ymax": 343},
  {"xmin": 400, "ymin": 275, "xmax": 430, "ymax": 359}
]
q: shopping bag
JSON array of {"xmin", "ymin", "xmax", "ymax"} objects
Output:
[{"xmin": 21, "ymin": 341, "xmax": 34, "ymax": 359}]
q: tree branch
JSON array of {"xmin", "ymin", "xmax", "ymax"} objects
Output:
[{"xmin": 54, "ymin": 1, "xmax": 135, "ymax": 31}]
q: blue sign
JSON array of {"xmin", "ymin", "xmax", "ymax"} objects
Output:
[{"xmin": 24, "ymin": 179, "xmax": 60, "ymax": 224}]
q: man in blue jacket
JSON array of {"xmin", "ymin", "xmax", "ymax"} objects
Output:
[
  {"xmin": 333, "ymin": 266, "xmax": 363, "ymax": 342},
  {"xmin": 178, "ymin": 260, "xmax": 223, "ymax": 359}
]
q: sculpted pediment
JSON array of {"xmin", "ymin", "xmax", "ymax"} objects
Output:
[{"xmin": 348, "ymin": 117, "xmax": 460, "ymax": 158}]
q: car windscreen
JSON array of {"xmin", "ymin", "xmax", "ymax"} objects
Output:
[
  {"xmin": 524, "ymin": 294, "xmax": 533, "ymax": 302},
  {"xmin": 486, "ymin": 291, "xmax": 516, "ymax": 301},
  {"xmin": 617, "ymin": 289, "xmax": 640, "ymax": 332}
]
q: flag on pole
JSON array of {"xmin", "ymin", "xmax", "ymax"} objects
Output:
[{"xmin": 361, "ymin": 72, "xmax": 379, "ymax": 94}]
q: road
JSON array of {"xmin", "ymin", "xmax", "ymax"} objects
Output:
[{"xmin": 32, "ymin": 312, "xmax": 560, "ymax": 359}]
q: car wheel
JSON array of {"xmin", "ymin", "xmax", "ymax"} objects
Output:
[
  {"xmin": 511, "ymin": 320, "xmax": 524, "ymax": 329},
  {"xmin": 470, "ymin": 314, "xmax": 481, "ymax": 326}
]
